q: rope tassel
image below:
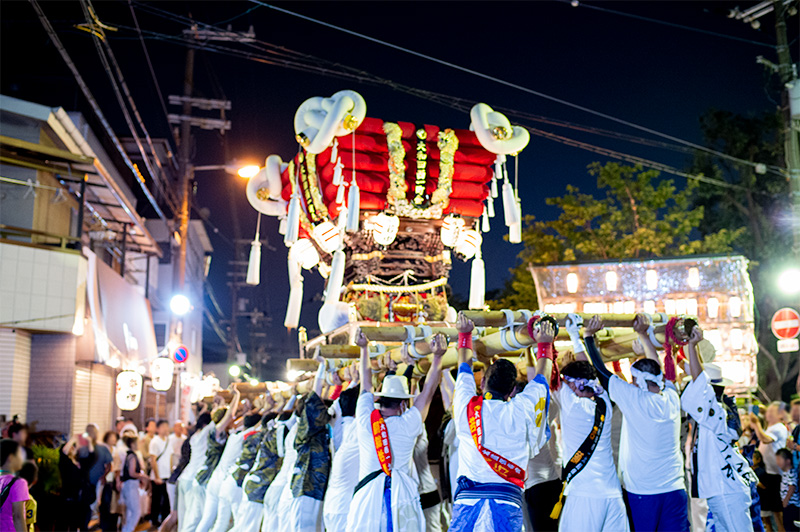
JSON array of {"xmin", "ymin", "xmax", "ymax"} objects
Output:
[
  {"xmin": 284, "ymin": 192, "xmax": 300, "ymax": 246},
  {"xmin": 469, "ymin": 253, "xmax": 485, "ymax": 309},
  {"xmin": 346, "ymin": 180, "xmax": 360, "ymax": 232}
]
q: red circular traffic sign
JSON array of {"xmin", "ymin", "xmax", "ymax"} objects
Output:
[
  {"xmin": 771, "ymin": 308, "xmax": 800, "ymax": 340},
  {"xmin": 171, "ymin": 344, "xmax": 190, "ymax": 364}
]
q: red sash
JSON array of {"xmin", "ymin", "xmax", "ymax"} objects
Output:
[
  {"xmin": 371, "ymin": 409, "xmax": 392, "ymax": 476},
  {"xmin": 467, "ymin": 396, "xmax": 525, "ymax": 488}
]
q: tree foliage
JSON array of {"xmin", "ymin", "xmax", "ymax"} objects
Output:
[
  {"xmin": 488, "ymin": 162, "xmax": 743, "ymax": 309},
  {"xmin": 690, "ymin": 109, "xmax": 791, "ymax": 401}
]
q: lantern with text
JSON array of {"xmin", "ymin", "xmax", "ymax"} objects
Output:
[
  {"xmin": 116, "ymin": 371, "xmax": 143, "ymax": 410},
  {"xmin": 150, "ymin": 357, "xmax": 175, "ymax": 391}
]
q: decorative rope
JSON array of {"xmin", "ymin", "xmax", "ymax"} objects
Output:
[{"xmin": 663, "ymin": 317, "xmax": 687, "ymax": 382}]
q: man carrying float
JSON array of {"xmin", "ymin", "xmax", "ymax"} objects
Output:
[
  {"xmin": 449, "ymin": 313, "xmax": 553, "ymax": 532},
  {"xmin": 345, "ymin": 330, "xmax": 447, "ymax": 532}
]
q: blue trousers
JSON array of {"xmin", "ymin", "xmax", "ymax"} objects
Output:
[
  {"xmin": 625, "ymin": 489, "xmax": 689, "ymax": 532},
  {"xmin": 450, "ymin": 500, "xmax": 523, "ymax": 532}
]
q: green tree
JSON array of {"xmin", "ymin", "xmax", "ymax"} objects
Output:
[
  {"xmin": 488, "ymin": 162, "xmax": 743, "ymax": 309},
  {"xmin": 690, "ymin": 109, "xmax": 792, "ymax": 401}
]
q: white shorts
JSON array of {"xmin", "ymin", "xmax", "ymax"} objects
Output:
[
  {"xmin": 707, "ymin": 490, "xmax": 752, "ymax": 532},
  {"xmin": 559, "ymin": 495, "xmax": 630, "ymax": 532}
]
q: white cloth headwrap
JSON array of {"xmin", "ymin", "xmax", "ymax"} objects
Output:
[
  {"xmin": 562, "ymin": 375, "xmax": 604, "ymax": 396},
  {"xmin": 629, "ymin": 366, "xmax": 665, "ymax": 392}
]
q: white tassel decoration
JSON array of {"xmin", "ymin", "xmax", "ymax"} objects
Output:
[
  {"xmin": 337, "ymin": 207, "xmax": 348, "ymax": 230},
  {"xmin": 469, "ymin": 252, "xmax": 486, "ymax": 309},
  {"xmin": 491, "ymin": 176, "xmax": 498, "ymax": 198},
  {"xmin": 508, "ymin": 199, "xmax": 523, "ymax": 243},
  {"xmin": 502, "ymin": 180, "xmax": 520, "ymax": 227},
  {"xmin": 494, "ymin": 154, "xmax": 506, "ymax": 184},
  {"xmin": 335, "ymin": 184, "xmax": 346, "ymax": 205},
  {"xmin": 333, "ymin": 159, "xmax": 344, "ymax": 186},
  {"xmin": 284, "ymin": 260, "xmax": 303, "ymax": 329},
  {"xmin": 346, "ymin": 181, "xmax": 360, "ymax": 232},
  {"xmin": 246, "ymin": 241, "xmax": 261, "ymax": 285},
  {"xmin": 284, "ymin": 192, "xmax": 300, "ymax": 246},
  {"xmin": 482, "ymin": 209, "xmax": 491, "ymax": 233},
  {"xmin": 487, "ymin": 196, "xmax": 495, "ymax": 218},
  {"xmin": 325, "ymin": 250, "xmax": 346, "ymax": 305},
  {"xmin": 331, "ymin": 139, "xmax": 338, "ymax": 163},
  {"xmin": 278, "ymin": 216, "xmax": 287, "ymax": 235}
]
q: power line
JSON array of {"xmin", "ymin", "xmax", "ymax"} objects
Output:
[
  {"xmin": 248, "ymin": 0, "xmax": 780, "ymax": 177},
  {"xmin": 564, "ymin": 0, "xmax": 776, "ymax": 49},
  {"xmin": 126, "ymin": 0, "xmax": 177, "ymax": 150},
  {"xmin": 116, "ymin": 5, "xmax": 783, "ymax": 193}
]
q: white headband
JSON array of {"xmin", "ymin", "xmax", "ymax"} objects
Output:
[
  {"xmin": 562, "ymin": 375, "xmax": 604, "ymax": 396},
  {"xmin": 630, "ymin": 366, "xmax": 665, "ymax": 392}
]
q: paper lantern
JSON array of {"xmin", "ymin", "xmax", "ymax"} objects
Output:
[
  {"xmin": 116, "ymin": 371, "xmax": 143, "ymax": 411},
  {"xmin": 643, "ymin": 300, "xmax": 656, "ymax": 315},
  {"xmin": 729, "ymin": 296, "xmax": 742, "ymax": 318},
  {"xmin": 289, "ymin": 239, "xmax": 320, "ymax": 270},
  {"xmin": 605, "ymin": 271, "xmax": 618, "ymax": 292},
  {"xmin": 150, "ymin": 357, "xmax": 174, "ymax": 391},
  {"xmin": 687, "ymin": 267, "xmax": 700, "ymax": 289},
  {"xmin": 707, "ymin": 297, "xmax": 719, "ymax": 319},
  {"xmin": 440, "ymin": 215, "xmax": 464, "ymax": 248},
  {"xmin": 566, "ymin": 273, "xmax": 579, "ymax": 294},
  {"xmin": 312, "ymin": 221, "xmax": 341, "ymax": 254},
  {"xmin": 645, "ymin": 269, "xmax": 658, "ymax": 291},
  {"xmin": 371, "ymin": 213, "xmax": 400, "ymax": 246},
  {"xmin": 455, "ymin": 229, "xmax": 482, "ymax": 260}
]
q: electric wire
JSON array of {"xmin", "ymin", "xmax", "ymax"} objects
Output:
[
  {"xmin": 563, "ymin": 0, "xmax": 777, "ymax": 49},
  {"xmin": 127, "ymin": 0, "xmax": 177, "ymax": 150},
  {"xmin": 28, "ymin": 0, "xmax": 168, "ymax": 222},
  {"xmin": 248, "ymin": 0, "xmax": 780, "ymax": 177}
]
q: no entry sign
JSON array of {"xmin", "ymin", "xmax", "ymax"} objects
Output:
[{"xmin": 771, "ymin": 308, "xmax": 800, "ymax": 340}]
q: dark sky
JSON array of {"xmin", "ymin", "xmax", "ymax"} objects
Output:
[{"xmin": 1, "ymin": 1, "xmax": 791, "ymax": 378}]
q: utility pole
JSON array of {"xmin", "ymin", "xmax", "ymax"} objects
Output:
[{"xmin": 773, "ymin": 0, "xmax": 800, "ymax": 256}]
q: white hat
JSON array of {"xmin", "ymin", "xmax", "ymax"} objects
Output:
[
  {"xmin": 374, "ymin": 375, "xmax": 413, "ymax": 399},
  {"xmin": 704, "ymin": 363, "xmax": 734, "ymax": 387}
]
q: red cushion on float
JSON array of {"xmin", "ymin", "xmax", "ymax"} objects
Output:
[{"xmin": 444, "ymin": 198, "xmax": 484, "ymax": 218}]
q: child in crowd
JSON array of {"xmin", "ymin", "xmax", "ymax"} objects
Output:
[
  {"xmin": 18, "ymin": 461, "xmax": 37, "ymax": 532},
  {"xmin": 754, "ymin": 450, "xmax": 776, "ymax": 531},
  {"xmin": 778, "ymin": 448, "xmax": 800, "ymax": 532}
]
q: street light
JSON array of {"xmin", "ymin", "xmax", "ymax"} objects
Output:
[
  {"xmin": 170, "ymin": 294, "xmax": 191, "ymax": 315},
  {"xmin": 778, "ymin": 268, "xmax": 800, "ymax": 295},
  {"xmin": 228, "ymin": 365, "xmax": 242, "ymax": 378},
  {"xmin": 237, "ymin": 165, "xmax": 260, "ymax": 179}
]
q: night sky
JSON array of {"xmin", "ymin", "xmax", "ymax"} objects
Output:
[{"xmin": 1, "ymin": 1, "xmax": 790, "ymax": 378}]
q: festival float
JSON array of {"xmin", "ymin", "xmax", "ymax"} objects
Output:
[{"xmin": 238, "ymin": 89, "xmax": 731, "ymax": 394}]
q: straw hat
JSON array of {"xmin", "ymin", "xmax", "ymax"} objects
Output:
[
  {"xmin": 704, "ymin": 363, "xmax": 734, "ymax": 387},
  {"xmin": 374, "ymin": 375, "xmax": 414, "ymax": 399}
]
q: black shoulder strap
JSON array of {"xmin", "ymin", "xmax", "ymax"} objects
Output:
[
  {"xmin": 0, "ymin": 477, "xmax": 20, "ymax": 509},
  {"xmin": 562, "ymin": 396, "xmax": 607, "ymax": 484}
]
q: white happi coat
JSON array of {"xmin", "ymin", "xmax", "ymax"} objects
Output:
[{"xmin": 345, "ymin": 392, "xmax": 425, "ymax": 532}]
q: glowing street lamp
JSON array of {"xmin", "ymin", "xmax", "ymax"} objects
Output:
[
  {"xmin": 229, "ymin": 365, "xmax": 242, "ymax": 378},
  {"xmin": 170, "ymin": 294, "xmax": 191, "ymax": 316},
  {"xmin": 778, "ymin": 268, "xmax": 800, "ymax": 295}
]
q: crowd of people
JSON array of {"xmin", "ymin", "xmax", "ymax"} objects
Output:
[{"xmin": 2, "ymin": 311, "xmax": 800, "ymax": 532}]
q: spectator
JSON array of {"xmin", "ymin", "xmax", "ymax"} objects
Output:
[
  {"xmin": 87, "ymin": 429, "xmax": 114, "ymax": 519},
  {"xmin": 0, "ymin": 439, "xmax": 29, "ymax": 532},
  {"xmin": 751, "ymin": 402, "xmax": 790, "ymax": 529},
  {"xmin": 149, "ymin": 420, "xmax": 173, "ymax": 527},
  {"xmin": 120, "ymin": 435, "xmax": 149, "ymax": 532},
  {"xmin": 18, "ymin": 461, "xmax": 37, "ymax": 532},
  {"xmin": 778, "ymin": 448, "xmax": 800, "ymax": 532},
  {"xmin": 7, "ymin": 424, "xmax": 29, "ymax": 461},
  {"xmin": 98, "ymin": 432, "xmax": 119, "ymax": 532},
  {"xmin": 59, "ymin": 433, "xmax": 96, "ymax": 531}
]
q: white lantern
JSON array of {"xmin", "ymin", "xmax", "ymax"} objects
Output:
[
  {"xmin": 150, "ymin": 357, "xmax": 174, "ymax": 391},
  {"xmin": 289, "ymin": 239, "xmax": 320, "ymax": 270},
  {"xmin": 566, "ymin": 273, "xmax": 579, "ymax": 294},
  {"xmin": 729, "ymin": 296, "xmax": 742, "ymax": 318},
  {"xmin": 605, "ymin": 271, "xmax": 618, "ymax": 292},
  {"xmin": 312, "ymin": 221, "xmax": 341, "ymax": 254},
  {"xmin": 440, "ymin": 215, "xmax": 464, "ymax": 248},
  {"xmin": 116, "ymin": 371, "xmax": 143, "ymax": 411},
  {"xmin": 643, "ymin": 300, "xmax": 656, "ymax": 315},
  {"xmin": 687, "ymin": 267, "xmax": 700, "ymax": 289},
  {"xmin": 371, "ymin": 213, "xmax": 400, "ymax": 246},
  {"xmin": 645, "ymin": 269, "xmax": 658, "ymax": 291},
  {"xmin": 455, "ymin": 229, "xmax": 482, "ymax": 260},
  {"xmin": 707, "ymin": 297, "xmax": 719, "ymax": 319}
]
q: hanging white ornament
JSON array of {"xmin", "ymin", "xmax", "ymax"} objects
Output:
[
  {"xmin": 331, "ymin": 138, "xmax": 339, "ymax": 163},
  {"xmin": 150, "ymin": 358, "xmax": 174, "ymax": 392},
  {"xmin": 487, "ymin": 196, "xmax": 496, "ymax": 218},
  {"xmin": 325, "ymin": 250, "xmax": 346, "ymax": 305},
  {"xmin": 440, "ymin": 215, "xmax": 464, "ymax": 248},
  {"xmin": 482, "ymin": 209, "xmax": 491, "ymax": 232},
  {"xmin": 246, "ymin": 213, "xmax": 263, "ymax": 285},
  {"xmin": 508, "ymin": 198, "xmax": 523, "ymax": 244},
  {"xmin": 335, "ymin": 184, "xmax": 346, "ymax": 205},
  {"xmin": 313, "ymin": 221, "xmax": 342, "ymax": 254},
  {"xmin": 116, "ymin": 371, "xmax": 143, "ymax": 411},
  {"xmin": 332, "ymin": 158, "xmax": 344, "ymax": 186},
  {"xmin": 284, "ymin": 259, "xmax": 304, "ymax": 329},
  {"xmin": 491, "ymin": 176, "xmax": 499, "ymax": 198},
  {"xmin": 501, "ymin": 180, "xmax": 520, "ymax": 227},
  {"xmin": 469, "ymin": 251, "xmax": 486, "ymax": 309},
  {"xmin": 278, "ymin": 215, "xmax": 287, "ymax": 235},
  {"xmin": 284, "ymin": 192, "xmax": 301, "ymax": 246},
  {"xmin": 345, "ymin": 181, "xmax": 360, "ymax": 232}
]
